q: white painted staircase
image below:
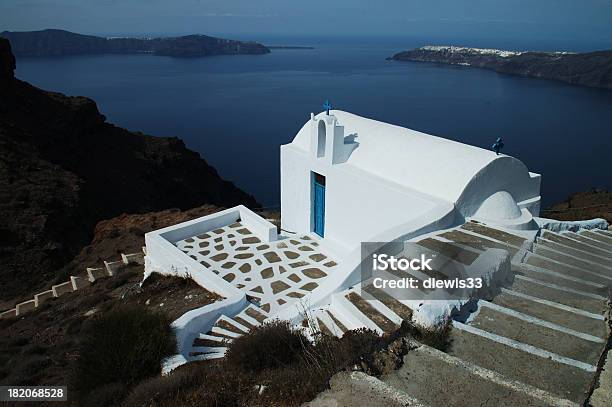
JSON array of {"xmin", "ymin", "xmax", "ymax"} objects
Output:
[
  {"xmin": 187, "ymin": 223, "xmax": 612, "ymax": 406},
  {"xmin": 307, "ymin": 224, "xmax": 611, "ymax": 406},
  {"xmin": 380, "ymin": 225, "xmax": 612, "ymax": 406},
  {"xmin": 190, "ymin": 303, "xmax": 269, "ymax": 360}
]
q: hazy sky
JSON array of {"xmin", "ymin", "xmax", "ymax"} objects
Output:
[{"xmin": 2, "ymin": 0, "xmax": 612, "ymax": 45}]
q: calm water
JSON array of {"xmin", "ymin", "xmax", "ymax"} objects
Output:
[{"xmin": 15, "ymin": 37, "xmax": 612, "ymax": 207}]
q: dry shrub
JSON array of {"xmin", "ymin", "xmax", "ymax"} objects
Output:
[
  {"xmin": 124, "ymin": 362, "xmax": 255, "ymax": 407},
  {"xmin": 225, "ymin": 320, "xmax": 309, "ymax": 373},
  {"xmin": 71, "ymin": 304, "xmax": 176, "ymax": 402},
  {"xmin": 303, "ymin": 328, "xmax": 384, "ymax": 373},
  {"xmin": 124, "ymin": 321, "xmax": 386, "ymax": 407},
  {"xmin": 82, "ymin": 383, "xmax": 128, "ymax": 407},
  {"xmin": 400, "ymin": 318, "xmax": 452, "ymax": 351}
]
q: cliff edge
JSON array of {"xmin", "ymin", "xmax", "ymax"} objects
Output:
[{"xmin": 0, "ymin": 38, "xmax": 258, "ymax": 301}]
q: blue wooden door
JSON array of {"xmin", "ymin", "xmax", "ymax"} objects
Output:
[{"xmin": 314, "ymin": 180, "xmax": 325, "ymax": 237}]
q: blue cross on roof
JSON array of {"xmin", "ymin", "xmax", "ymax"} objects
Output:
[
  {"xmin": 323, "ymin": 100, "xmax": 332, "ymax": 115},
  {"xmin": 492, "ymin": 137, "xmax": 504, "ymax": 155}
]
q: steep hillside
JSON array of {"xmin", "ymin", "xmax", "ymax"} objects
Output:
[{"xmin": 0, "ymin": 38, "xmax": 258, "ymax": 301}]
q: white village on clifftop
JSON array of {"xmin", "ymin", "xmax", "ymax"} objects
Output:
[{"xmin": 144, "ymin": 109, "xmax": 612, "ymax": 406}]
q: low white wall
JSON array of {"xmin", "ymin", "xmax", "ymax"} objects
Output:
[
  {"xmin": 238, "ymin": 206, "xmax": 278, "ymax": 242},
  {"xmin": 155, "ymin": 205, "xmax": 277, "ymax": 245},
  {"xmin": 158, "ymin": 207, "xmax": 240, "ymax": 244},
  {"xmin": 144, "ymin": 233, "xmax": 240, "ymax": 299},
  {"xmin": 534, "ymin": 217, "xmax": 609, "ymax": 233},
  {"xmin": 144, "ymin": 205, "xmax": 278, "ymax": 299}
]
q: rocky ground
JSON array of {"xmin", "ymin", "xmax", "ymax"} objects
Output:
[
  {"xmin": 0, "ymin": 266, "xmax": 221, "ymax": 388},
  {"xmin": 0, "ymin": 204, "xmax": 227, "ymax": 392},
  {"xmin": 0, "ymin": 204, "xmax": 226, "ymax": 311},
  {"xmin": 541, "ymin": 189, "xmax": 612, "ymax": 225}
]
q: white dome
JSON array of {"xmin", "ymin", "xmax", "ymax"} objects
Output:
[{"xmin": 475, "ymin": 191, "xmax": 522, "ymax": 220}]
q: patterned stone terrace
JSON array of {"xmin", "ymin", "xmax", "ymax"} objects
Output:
[{"xmin": 175, "ymin": 222, "xmax": 338, "ymax": 315}]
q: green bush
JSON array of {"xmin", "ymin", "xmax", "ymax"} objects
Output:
[{"xmin": 71, "ymin": 304, "xmax": 176, "ymax": 401}]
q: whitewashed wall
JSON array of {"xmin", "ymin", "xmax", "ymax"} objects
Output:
[{"xmin": 281, "ymin": 111, "xmax": 542, "ymax": 250}]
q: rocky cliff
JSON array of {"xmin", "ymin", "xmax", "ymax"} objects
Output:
[
  {"xmin": 542, "ymin": 189, "xmax": 612, "ymax": 224},
  {"xmin": 0, "ymin": 38, "xmax": 258, "ymax": 301},
  {"xmin": 1, "ymin": 29, "xmax": 270, "ymax": 57},
  {"xmin": 390, "ymin": 46, "xmax": 612, "ymax": 90}
]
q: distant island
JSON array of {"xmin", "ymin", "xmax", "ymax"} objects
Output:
[
  {"xmin": 0, "ymin": 29, "xmax": 270, "ymax": 57},
  {"xmin": 389, "ymin": 45, "xmax": 612, "ymax": 90},
  {"xmin": 266, "ymin": 45, "xmax": 315, "ymax": 50}
]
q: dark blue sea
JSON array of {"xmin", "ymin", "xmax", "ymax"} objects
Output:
[{"xmin": 14, "ymin": 36, "xmax": 612, "ymax": 207}]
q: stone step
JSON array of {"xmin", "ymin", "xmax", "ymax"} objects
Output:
[
  {"xmin": 362, "ymin": 284, "xmax": 413, "ymax": 321},
  {"xmin": 506, "ymin": 275, "xmax": 606, "ymax": 315},
  {"xmin": 326, "ymin": 310, "xmax": 348, "ymax": 334},
  {"xmin": 244, "ymin": 306, "xmax": 267, "ymax": 323},
  {"xmin": 525, "ymin": 254, "xmax": 612, "ymax": 286},
  {"xmin": 581, "ymin": 230, "xmax": 612, "ymax": 246},
  {"xmin": 469, "ymin": 303, "xmax": 603, "ymax": 365},
  {"xmin": 537, "ymin": 238, "xmax": 612, "ymax": 264},
  {"xmin": 308, "ymin": 371, "xmax": 426, "ymax": 407},
  {"xmin": 232, "ymin": 315, "xmax": 258, "ymax": 330},
  {"xmin": 491, "ymin": 291, "xmax": 607, "ymax": 339},
  {"xmin": 190, "ymin": 346, "xmax": 228, "ymax": 355},
  {"xmin": 383, "ymin": 344, "xmax": 577, "ymax": 407},
  {"xmin": 332, "ymin": 294, "xmax": 383, "ymax": 333},
  {"xmin": 194, "ymin": 334, "xmax": 231, "ymax": 347},
  {"xmin": 316, "ymin": 317, "xmax": 334, "ymax": 336},
  {"xmin": 579, "ymin": 230, "xmax": 612, "ymax": 250},
  {"xmin": 346, "ymin": 292, "xmax": 398, "ymax": 334},
  {"xmin": 211, "ymin": 326, "xmax": 242, "ymax": 339},
  {"xmin": 311, "ymin": 309, "xmax": 343, "ymax": 337},
  {"xmin": 515, "ymin": 264, "xmax": 608, "ymax": 296},
  {"xmin": 415, "ymin": 238, "xmax": 479, "ymax": 265},
  {"xmin": 460, "ymin": 221, "xmax": 526, "ymax": 248},
  {"xmin": 541, "ymin": 231, "xmax": 612, "ymax": 260},
  {"xmin": 192, "ymin": 352, "xmax": 226, "ymax": 360},
  {"xmin": 195, "ymin": 306, "xmax": 268, "ymax": 355},
  {"xmin": 215, "ymin": 317, "xmax": 249, "ymax": 334},
  {"xmin": 565, "ymin": 231, "xmax": 612, "ymax": 252},
  {"xmin": 590, "ymin": 346, "xmax": 612, "ymax": 406},
  {"xmin": 533, "ymin": 246, "xmax": 612, "ymax": 276},
  {"xmin": 438, "ymin": 229, "xmax": 519, "ymax": 256},
  {"xmin": 449, "ymin": 323, "xmax": 595, "ymax": 403}
]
